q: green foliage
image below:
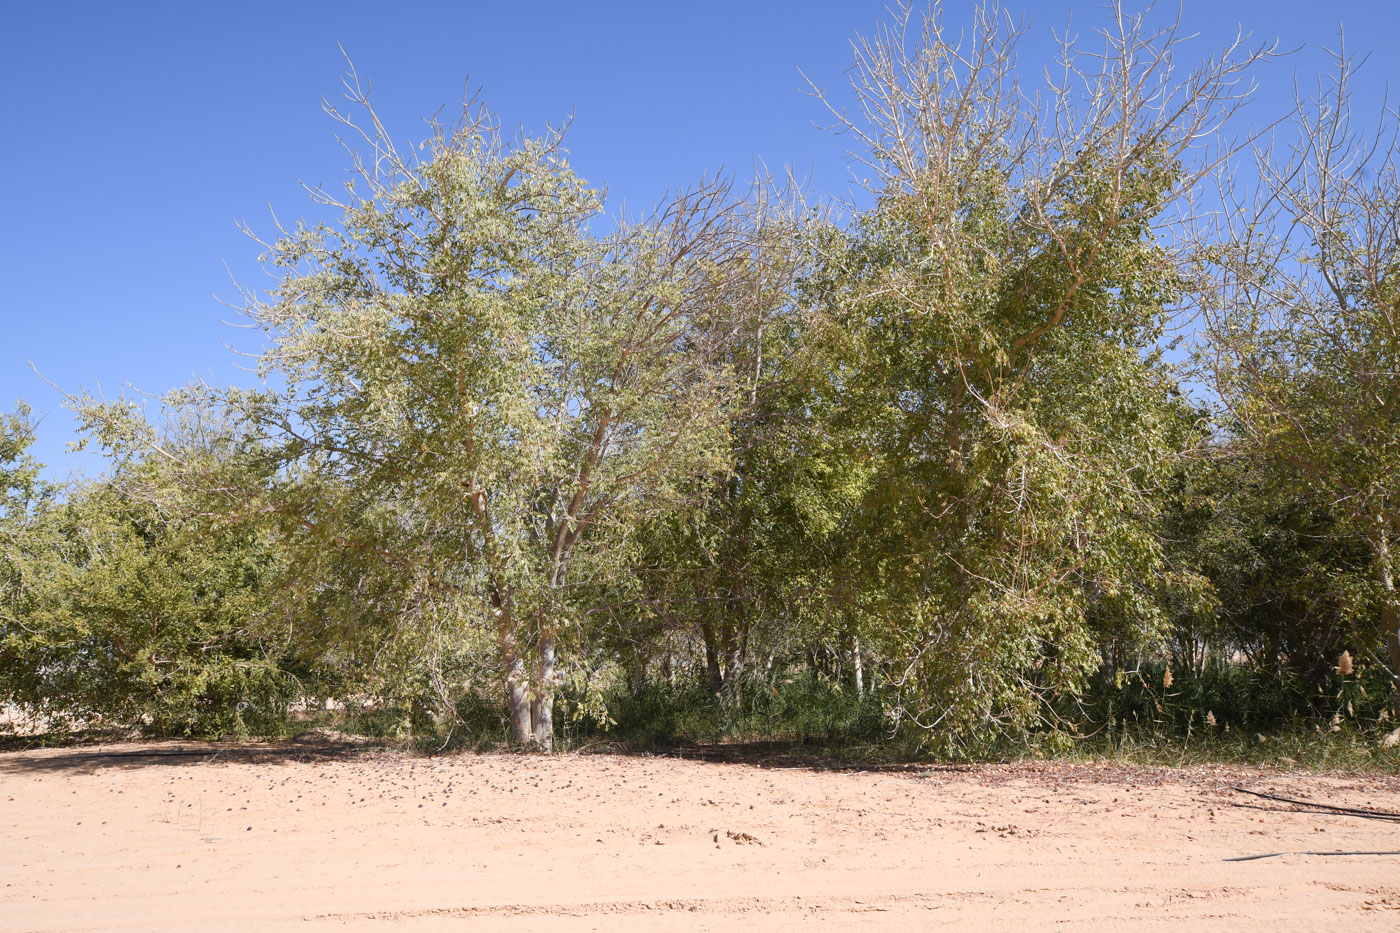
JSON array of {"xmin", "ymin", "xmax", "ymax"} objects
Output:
[
  {"xmin": 1159, "ymin": 452, "xmax": 1378, "ymax": 682},
  {"xmin": 794, "ymin": 8, "xmax": 1227, "ymax": 748},
  {"xmin": 1, "ymin": 448, "xmax": 301, "ymax": 737},
  {"xmin": 564, "ymin": 673, "xmax": 887, "ymax": 751},
  {"xmin": 1078, "ymin": 662, "xmax": 1389, "ymax": 734},
  {"xmin": 1200, "ymin": 52, "xmax": 1400, "ymax": 683},
  {"xmin": 8, "ymin": 6, "xmax": 1400, "ymax": 767},
  {"xmin": 221, "ymin": 83, "xmax": 796, "ymax": 748},
  {"xmin": 0, "ymin": 404, "xmax": 54, "ymax": 708},
  {"xmin": 1040, "ymin": 661, "xmax": 1400, "ymax": 772}
]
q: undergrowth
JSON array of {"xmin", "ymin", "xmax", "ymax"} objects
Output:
[{"xmin": 7, "ymin": 663, "xmax": 1398, "ymax": 772}]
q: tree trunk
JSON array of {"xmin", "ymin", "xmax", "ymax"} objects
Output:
[
  {"xmin": 494, "ymin": 597, "xmax": 535, "ymax": 745},
  {"xmin": 853, "ymin": 634, "xmax": 865, "ymax": 697},
  {"xmin": 532, "ymin": 634, "xmax": 557, "ymax": 751},
  {"xmin": 701, "ymin": 621, "xmax": 724, "ymax": 696},
  {"xmin": 722, "ymin": 641, "xmax": 744, "ymax": 704},
  {"xmin": 626, "ymin": 645, "xmax": 648, "ymax": 692},
  {"xmin": 505, "ymin": 653, "xmax": 532, "ymax": 745},
  {"xmin": 1384, "ymin": 599, "xmax": 1400, "ymax": 688},
  {"xmin": 1377, "ymin": 530, "xmax": 1400, "ymax": 690}
]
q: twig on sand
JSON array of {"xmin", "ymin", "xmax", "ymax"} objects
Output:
[
  {"xmin": 1230, "ymin": 786, "xmax": 1400, "ymax": 823},
  {"xmin": 1225, "ymin": 850, "xmax": 1400, "ymax": 862}
]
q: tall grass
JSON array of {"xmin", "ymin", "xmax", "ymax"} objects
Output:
[
  {"xmin": 551, "ymin": 662, "xmax": 1400, "ymax": 770},
  {"xmin": 1033, "ymin": 662, "xmax": 1400, "ymax": 770},
  {"xmin": 555, "ymin": 673, "xmax": 890, "ymax": 753},
  {"xmin": 14, "ymin": 658, "xmax": 1396, "ymax": 773}
]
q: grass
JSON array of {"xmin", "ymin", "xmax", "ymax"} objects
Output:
[
  {"xmin": 558, "ymin": 674, "xmax": 888, "ymax": 749},
  {"xmin": 1038, "ymin": 661, "xmax": 1400, "ymax": 771},
  {"xmin": 552, "ymin": 665, "xmax": 1400, "ymax": 772},
  {"xmin": 977, "ymin": 717, "xmax": 1400, "ymax": 772}
]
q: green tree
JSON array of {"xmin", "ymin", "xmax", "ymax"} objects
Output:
[
  {"xmin": 1201, "ymin": 50, "xmax": 1400, "ymax": 686},
  {"xmin": 231, "ymin": 77, "xmax": 794, "ymax": 748},
  {"xmin": 1156, "ymin": 445, "xmax": 1371, "ymax": 682},
  {"xmin": 1, "ymin": 404, "xmax": 54, "ymax": 711},
  {"xmin": 607, "ymin": 268, "xmax": 869, "ymax": 701},
  {"xmin": 802, "ymin": 2, "xmax": 1272, "ymax": 745},
  {"xmin": 1, "ymin": 401, "xmax": 298, "ymax": 736}
]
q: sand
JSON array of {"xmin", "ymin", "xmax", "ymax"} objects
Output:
[{"xmin": 4, "ymin": 738, "xmax": 1400, "ymax": 931}]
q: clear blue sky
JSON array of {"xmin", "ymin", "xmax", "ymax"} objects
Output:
[{"xmin": 3, "ymin": 1, "xmax": 1397, "ymax": 480}]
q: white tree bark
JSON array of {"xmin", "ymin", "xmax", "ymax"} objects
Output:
[
  {"xmin": 505, "ymin": 653, "xmax": 533, "ymax": 745},
  {"xmin": 532, "ymin": 635, "xmax": 557, "ymax": 751},
  {"xmin": 853, "ymin": 634, "xmax": 865, "ymax": 697},
  {"xmin": 1376, "ymin": 526, "xmax": 1400, "ymax": 689}
]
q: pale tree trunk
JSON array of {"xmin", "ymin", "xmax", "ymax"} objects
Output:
[
  {"xmin": 499, "ymin": 628, "xmax": 559, "ymax": 749},
  {"xmin": 1384, "ymin": 595, "xmax": 1400, "ymax": 690},
  {"xmin": 532, "ymin": 634, "xmax": 557, "ymax": 751},
  {"xmin": 500, "ymin": 630, "xmax": 557, "ymax": 749},
  {"xmin": 492, "ymin": 592, "xmax": 535, "ymax": 745},
  {"xmin": 853, "ymin": 634, "xmax": 865, "ymax": 698},
  {"xmin": 475, "ymin": 496, "xmax": 542, "ymax": 747},
  {"xmin": 528, "ymin": 561, "xmax": 570, "ymax": 752},
  {"xmin": 1376, "ymin": 527, "xmax": 1400, "ymax": 690},
  {"xmin": 505, "ymin": 653, "xmax": 533, "ymax": 744},
  {"xmin": 722, "ymin": 641, "xmax": 744, "ymax": 704}
]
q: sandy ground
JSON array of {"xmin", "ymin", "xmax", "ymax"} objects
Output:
[{"xmin": 4, "ymin": 739, "xmax": 1400, "ymax": 931}]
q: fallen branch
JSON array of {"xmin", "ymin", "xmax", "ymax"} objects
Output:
[
  {"xmin": 1225, "ymin": 850, "xmax": 1400, "ymax": 862},
  {"xmin": 1230, "ymin": 786, "xmax": 1400, "ymax": 823}
]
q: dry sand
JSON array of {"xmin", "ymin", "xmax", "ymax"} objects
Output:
[{"xmin": 4, "ymin": 738, "xmax": 1400, "ymax": 931}]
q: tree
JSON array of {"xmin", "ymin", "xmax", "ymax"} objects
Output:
[
  {"xmin": 1201, "ymin": 48, "xmax": 1400, "ymax": 685},
  {"xmin": 232, "ymin": 74, "xmax": 795, "ymax": 748},
  {"xmin": 0, "ymin": 404, "xmax": 53, "ymax": 709},
  {"xmin": 605, "ymin": 265, "xmax": 866, "ymax": 701},
  {"xmin": 801, "ymin": 1, "xmax": 1273, "ymax": 745},
  {"xmin": 1, "ymin": 400, "xmax": 300, "ymax": 736},
  {"xmin": 1156, "ymin": 445, "xmax": 1369, "ymax": 682}
]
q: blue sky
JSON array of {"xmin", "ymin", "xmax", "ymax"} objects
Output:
[{"xmin": 3, "ymin": 1, "xmax": 1398, "ymax": 480}]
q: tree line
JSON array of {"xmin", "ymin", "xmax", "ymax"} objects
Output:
[{"xmin": 3, "ymin": 3, "xmax": 1397, "ymax": 753}]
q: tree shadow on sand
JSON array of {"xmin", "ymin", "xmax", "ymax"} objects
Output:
[
  {"xmin": 580, "ymin": 738, "xmax": 978, "ymax": 775},
  {"xmin": 0, "ymin": 729, "xmax": 391, "ymax": 775}
]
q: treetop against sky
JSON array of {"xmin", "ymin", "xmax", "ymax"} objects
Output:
[{"xmin": 3, "ymin": 0, "xmax": 1396, "ymax": 480}]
